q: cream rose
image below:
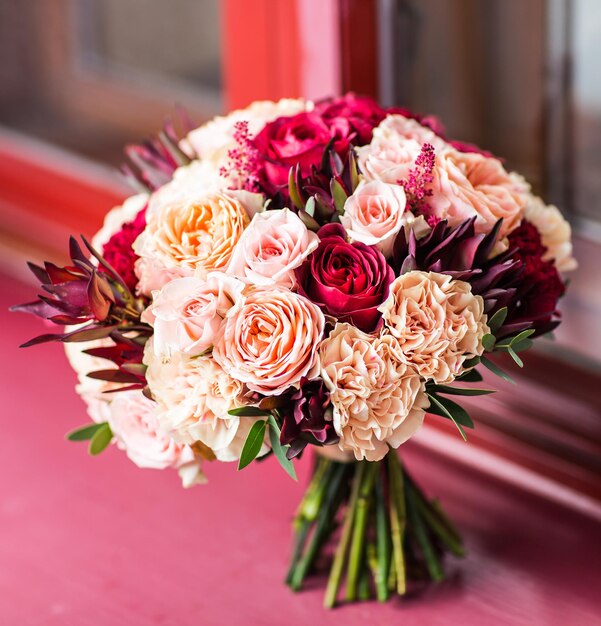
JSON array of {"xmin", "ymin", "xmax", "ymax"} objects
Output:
[
  {"xmin": 356, "ymin": 114, "xmax": 446, "ymax": 184},
  {"xmin": 429, "ymin": 149, "xmax": 526, "ymax": 238},
  {"xmin": 318, "ymin": 324, "xmax": 428, "ymax": 461},
  {"xmin": 182, "ymin": 98, "xmax": 310, "ymax": 165},
  {"xmin": 144, "ymin": 344, "xmax": 264, "ymax": 462},
  {"xmin": 149, "ymin": 272, "xmax": 245, "ymax": 356},
  {"xmin": 213, "ymin": 288, "xmax": 325, "ymax": 396},
  {"xmin": 524, "ymin": 195, "xmax": 577, "ymax": 272},
  {"xmin": 340, "ymin": 180, "xmax": 408, "ymax": 257},
  {"xmin": 379, "ymin": 271, "xmax": 489, "ymax": 383},
  {"xmin": 228, "ymin": 208, "xmax": 319, "ymax": 287},
  {"xmin": 134, "ymin": 188, "xmax": 250, "ymax": 293},
  {"xmin": 106, "ymin": 389, "xmax": 205, "ymax": 487}
]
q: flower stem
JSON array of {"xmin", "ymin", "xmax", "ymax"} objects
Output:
[
  {"xmin": 323, "ymin": 462, "xmax": 363, "ymax": 608},
  {"xmin": 406, "ymin": 480, "xmax": 445, "ymax": 582},
  {"xmin": 387, "ymin": 452, "xmax": 407, "ymax": 595},
  {"xmin": 345, "ymin": 462, "xmax": 377, "ymax": 601},
  {"xmin": 289, "ymin": 463, "xmax": 347, "ymax": 591},
  {"xmin": 374, "ymin": 474, "xmax": 391, "ymax": 602}
]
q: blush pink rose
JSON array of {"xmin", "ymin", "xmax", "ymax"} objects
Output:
[
  {"xmin": 228, "ymin": 208, "xmax": 319, "ymax": 287},
  {"xmin": 429, "ymin": 149, "xmax": 527, "ymax": 238},
  {"xmin": 213, "ymin": 288, "xmax": 325, "ymax": 396},
  {"xmin": 149, "ymin": 272, "xmax": 245, "ymax": 356},
  {"xmin": 340, "ymin": 180, "xmax": 408, "ymax": 257},
  {"xmin": 356, "ymin": 114, "xmax": 446, "ymax": 184}
]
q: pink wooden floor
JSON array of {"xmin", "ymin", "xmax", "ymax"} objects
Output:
[{"xmin": 2, "ymin": 273, "xmax": 600, "ymax": 626}]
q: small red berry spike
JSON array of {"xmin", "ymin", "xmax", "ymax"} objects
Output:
[{"xmin": 220, "ymin": 120, "xmax": 261, "ymax": 192}]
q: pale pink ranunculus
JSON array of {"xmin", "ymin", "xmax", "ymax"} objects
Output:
[
  {"xmin": 228, "ymin": 208, "xmax": 319, "ymax": 287},
  {"xmin": 107, "ymin": 390, "xmax": 205, "ymax": 487},
  {"xmin": 144, "ymin": 344, "xmax": 267, "ymax": 462},
  {"xmin": 379, "ymin": 271, "xmax": 489, "ymax": 383},
  {"xmin": 429, "ymin": 149, "xmax": 526, "ymax": 238},
  {"xmin": 213, "ymin": 288, "xmax": 325, "ymax": 396},
  {"xmin": 150, "ymin": 272, "xmax": 245, "ymax": 356},
  {"xmin": 356, "ymin": 114, "xmax": 446, "ymax": 184},
  {"xmin": 318, "ymin": 323, "xmax": 428, "ymax": 461},
  {"xmin": 340, "ymin": 180, "xmax": 408, "ymax": 257}
]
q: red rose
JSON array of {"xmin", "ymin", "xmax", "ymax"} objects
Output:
[
  {"xmin": 295, "ymin": 223, "xmax": 394, "ymax": 332},
  {"xmin": 507, "ymin": 220, "xmax": 565, "ymax": 335},
  {"xmin": 315, "ymin": 93, "xmax": 387, "ymax": 145},
  {"xmin": 252, "ymin": 112, "xmax": 336, "ymax": 193}
]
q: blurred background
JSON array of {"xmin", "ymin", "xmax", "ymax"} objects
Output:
[{"xmin": 0, "ymin": 0, "xmax": 599, "ymax": 514}]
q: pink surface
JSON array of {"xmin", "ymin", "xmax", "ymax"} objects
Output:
[{"xmin": 2, "ymin": 273, "xmax": 600, "ymax": 626}]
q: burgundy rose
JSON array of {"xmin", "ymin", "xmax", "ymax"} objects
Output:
[
  {"xmin": 315, "ymin": 93, "xmax": 387, "ymax": 145},
  {"xmin": 279, "ymin": 378, "xmax": 337, "ymax": 459},
  {"xmin": 506, "ymin": 220, "xmax": 565, "ymax": 336},
  {"xmin": 295, "ymin": 223, "xmax": 394, "ymax": 332},
  {"xmin": 252, "ymin": 111, "xmax": 355, "ymax": 193}
]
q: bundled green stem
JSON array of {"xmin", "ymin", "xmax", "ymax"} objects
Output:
[{"xmin": 286, "ymin": 452, "xmax": 463, "ymax": 608}]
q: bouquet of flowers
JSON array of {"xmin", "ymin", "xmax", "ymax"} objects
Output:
[{"xmin": 13, "ymin": 93, "xmax": 575, "ymax": 607}]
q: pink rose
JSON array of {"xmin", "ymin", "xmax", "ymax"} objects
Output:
[
  {"xmin": 356, "ymin": 114, "xmax": 446, "ymax": 184},
  {"xmin": 228, "ymin": 208, "xmax": 319, "ymax": 287},
  {"xmin": 314, "ymin": 93, "xmax": 388, "ymax": 145},
  {"xmin": 340, "ymin": 180, "xmax": 408, "ymax": 257},
  {"xmin": 252, "ymin": 112, "xmax": 352, "ymax": 192},
  {"xmin": 213, "ymin": 288, "xmax": 325, "ymax": 396},
  {"xmin": 150, "ymin": 273, "xmax": 245, "ymax": 356},
  {"xmin": 429, "ymin": 149, "xmax": 526, "ymax": 238}
]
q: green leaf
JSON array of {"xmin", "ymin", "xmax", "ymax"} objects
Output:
[
  {"xmin": 507, "ymin": 346, "xmax": 524, "ymax": 368},
  {"xmin": 304, "ymin": 196, "xmax": 316, "ymax": 217},
  {"xmin": 288, "ymin": 167, "xmax": 304, "ymax": 210},
  {"xmin": 462, "ymin": 356, "xmax": 481, "ymax": 369},
  {"xmin": 511, "ymin": 338, "xmax": 533, "ymax": 353},
  {"xmin": 267, "ymin": 415, "xmax": 297, "ymax": 481},
  {"xmin": 430, "ymin": 384, "xmax": 496, "ymax": 397},
  {"xmin": 88, "ymin": 423, "xmax": 113, "ymax": 455},
  {"xmin": 66, "ymin": 422, "xmax": 106, "ymax": 441},
  {"xmin": 456, "ymin": 368, "xmax": 483, "ymax": 383},
  {"xmin": 481, "ymin": 333, "xmax": 496, "ymax": 352},
  {"xmin": 487, "ymin": 307, "xmax": 507, "ymax": 335},
  {"xmin": 330, "ymin": 179, "xmax": 347, "ymax": 214},
  {"xmin": 429, "ymin": 394, "xmax": 474, "ymax": 428},
  {"xmin": 510, "ymin": 328, "xmax": 536, "ymax": 344},
  {"xmin": 480, "ymin": 355, "xmax": 516, "ymax": 384},
  {"xmin": 227, "ymin": 406, "xmax": 270, "ymax": 417},
  {"xmin": 237, "ymin": 420, "xmax": 267, "ymax": 470},
  {"xmin": 349, "ymin": 150, "xmax": 360, "ymax": 191},
  {"xmin": 426, "ymin": 394, "xmax": 468, "ymax": 441}
]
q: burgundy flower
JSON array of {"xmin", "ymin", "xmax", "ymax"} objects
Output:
[
  {"xmin": 279, "ymin": 378, "xmax": 337, "ymax": 459},
  {"xmin": 100, "ymin": 207, "xmax": 146, "ymax": 292},
  {"xmin": 295, "ymin": 223, "xmax": 394, "ymax": 332},
  {"xmin": 252, "ymin": 111, "xmax": 353, "ymax": 193},
  {"xmin": 315, "ymin": 93, "xmax": 387, "ymax": 145},
  {"xmin": 506, "ymin": 220, "xmax": 565, "ymax": 336}
]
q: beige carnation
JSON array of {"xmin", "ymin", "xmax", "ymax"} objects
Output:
[
  {"xmin": 318, "ymin": 324, "xmax": 429, "ymax": 461},
  {"xmin": 379, "ymin": 271, "xmax": 489, "ymax": 383},
  {"xmin": 524, "ymin": 195, "xmax": 577, "ymax": 272},
  {"xmin": 144, "ymin": 342, "xmax": 266, "ymax": 462}
]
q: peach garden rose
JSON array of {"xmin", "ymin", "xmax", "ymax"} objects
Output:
[{"xmin": 213, "ymin": 288, "xmax": 325, "ymax": 396}]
